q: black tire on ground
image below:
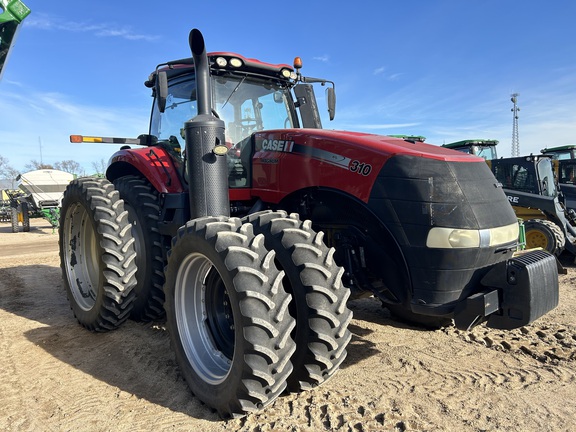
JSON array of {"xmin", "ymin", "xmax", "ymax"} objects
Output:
[
  {"xmin": 10, "ymin": 207, "xmax": 18, "ymax": 233},
  {"xmin": 245, "ymin": 210, "xmax": 352, "ymax": 392},
  {"xmin": 524, "ymin": 218, "xmax": 565, "ymax": 256},
  {"xmin": 59, "ymin": 177, "xmax": 138, "ymax": 332},
  {"xmin": 21, "ymin": 202, "xmax": 30, "ymax": 232},
  {"xmin": 163, "ymin": 216, "xmax": 296, "ymax": 418},
  {"xmin": 114, "ymin": 175, "xmax": 166, "ymax": 321}
]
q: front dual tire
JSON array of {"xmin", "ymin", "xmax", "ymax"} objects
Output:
[
  {"xmin": 164, "ymin": 212, "xmax": 352, "ymax": 418},
  {"xmin": 163, "ymin": 216, "xmax": 296, "ymax": 418}
]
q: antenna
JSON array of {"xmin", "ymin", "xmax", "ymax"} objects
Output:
[{"xmin": 511, "ymin": 93, "xmax": 520, "ymax": 157}]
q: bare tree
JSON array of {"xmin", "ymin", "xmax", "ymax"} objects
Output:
[
  {"xmin": 54, "ymin": 160, "xmax": 82, "ymax": 175},
  {"xmin": 0, "ymin": 155, "xmax": 20, "ymax": 185},
  {"xmin": 25, "ymin": 160, "xmax": 54, "ymax": 170},
  {"xmin": 91, "ymin": 158, "xmax": 107, "ymax": 177}
]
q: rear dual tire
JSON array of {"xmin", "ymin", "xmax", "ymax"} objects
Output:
[
  {"xmin": 59, "ymin": 177, "xmax": 138, "ymax": 331},
  {"xmin": 114, "ymin": 175, "xmax": 166, "ymax": 321}
]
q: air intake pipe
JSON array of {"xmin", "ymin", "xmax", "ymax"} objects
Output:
[{"xmin": 184, "ymin": 28, "xmax": 229, "ymax": 219}]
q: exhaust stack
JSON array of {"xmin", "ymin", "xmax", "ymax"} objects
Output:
[{"xmin": 184, "ymin": 29, "xmax": 229, "ymax": 219}]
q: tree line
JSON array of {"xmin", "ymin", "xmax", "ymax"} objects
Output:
[{"xmin": 0, "ymin": 155, "xmax": 107, "ymax": 188}]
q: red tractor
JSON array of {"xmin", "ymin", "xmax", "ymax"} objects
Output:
[{"xmin": 59, "ymin": 29, "xmax": 559, "ymax": 418}]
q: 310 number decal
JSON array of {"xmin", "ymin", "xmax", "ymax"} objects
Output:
[{"xmin": 349, "ymin": 160, "xmax": 372, "ymax": 176}]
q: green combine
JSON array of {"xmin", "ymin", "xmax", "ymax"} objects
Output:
[{"xmin": 0, "ymin": 0, "xmax": 30, "ymax": 80}]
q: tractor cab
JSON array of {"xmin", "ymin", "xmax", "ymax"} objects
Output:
[
  {"xmin": 144, "ymin": 52, "xmax": 335, "ymax": 191},
  {"xmin": 541, "ymin": 144, "xmax": 576, "ymax": 160},
  {"xmin": 442, "ymin": 139, "xmax": 499, "ymax": 160}
]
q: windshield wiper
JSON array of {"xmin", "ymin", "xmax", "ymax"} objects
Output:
[{"xmin": 221, "ymin": 77, "xmax": 246, "ymax": 110}]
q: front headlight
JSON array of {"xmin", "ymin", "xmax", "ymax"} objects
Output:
[{"xmin": 426, "ymin": 222, "xmax": 519, "ymax": 249}]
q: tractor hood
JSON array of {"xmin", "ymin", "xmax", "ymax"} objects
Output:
[
  {"xmin": 255, "ymin": 129, "xmax": 485, "ymax": 162},
  {"xmin": 250, "ymin": 128, "xmax": 486, "ymax": 203}
]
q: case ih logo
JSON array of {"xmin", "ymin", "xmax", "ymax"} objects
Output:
[{"xmin": 261, "ymin": 139, "xmax": 295, "ymax": 152}]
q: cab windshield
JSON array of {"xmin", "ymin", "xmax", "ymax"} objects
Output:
[
  {"xmin": 473, "ymin": 145, "xmax": 497, "ymax": 161},
  {"xmin": 150, "ymin": 74, "xmax": 296, "ymax": 149}
]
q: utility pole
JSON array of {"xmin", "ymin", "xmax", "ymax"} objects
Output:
[
  {"xmin": 39, "ymin": 136, "xmax": 43, "ymax": 165},
  {"xmin": 511, "ymin": 93, "xmax": 520, "ymax": 157}
]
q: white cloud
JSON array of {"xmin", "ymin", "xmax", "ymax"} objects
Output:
[
  {"xmin": 336, "ymin": 122, "xmax": 420, "ymax": 131},
  {"xmin": 25, "ymin": 13, "xmax": 159, "ymax": 42},
  {"xmin": 312, "ymin": 54, "xmax": 330, "ymax": 63},
  {"xmin": 0, "ymin": 86, "xmax": 150, "ymax": 174},
  {"xmin": 373, "ymin": 66, "xmax": 403, "ymax": 81},
  {"xmin": 387, "ymin": 73, "xmax": 404, "ymax": 81}
]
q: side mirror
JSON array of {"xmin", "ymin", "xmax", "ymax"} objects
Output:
[
  {"xmin": 273, "ymin": 91, "xmax": 284, "ymax": 103},
  {"xmin": 156, "ymin": 71, "xmax": 168, "ymax": 113},
  {"xmin": 326, "ymin": 87, "xmax": 336, "ymax": 121}
]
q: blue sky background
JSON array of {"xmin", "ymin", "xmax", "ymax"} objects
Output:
[{"xmin": 1, "ymin": 0, "xmax": 575, "ymax": 174}]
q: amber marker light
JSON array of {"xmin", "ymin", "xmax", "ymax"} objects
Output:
[
  {"xmin": 293, "ymin": 57, "xmax": 302, "ymax": 70},
  {"xmin": 81, "ymin": 136, "xmax": 104, "ymax": 143},
  {"xmin": 70, "ymin": 135, "xmax": 105, "ymax": 143}
]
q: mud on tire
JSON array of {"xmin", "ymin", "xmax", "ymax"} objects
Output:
[
  {"xmin": 114, "ymin": 175, "xmax": 166, "ymax": 321},
  {"xmin": 59, "ymin": 177, "xmax": 138, "ymax": 332},
  {"xmin": 163, "ymin": 216, "xmax": 296, "ymax": 418},
  {"xmin": 245, "ymin": 210, "xmax": 353, "ymax": 392}
]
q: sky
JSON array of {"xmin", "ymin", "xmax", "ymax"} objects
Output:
[{"xmin": 1, "ymin": 0, "xmax": 575, "ymax": 175}]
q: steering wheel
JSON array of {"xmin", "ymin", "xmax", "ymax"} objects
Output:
[{"xmin": 240, "ymin": 117, "xmax": 258, "ymax": 134}]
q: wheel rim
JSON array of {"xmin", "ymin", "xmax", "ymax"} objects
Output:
[
  {"xmin": 525, "ymin": 230, "xmax": 549, "ymax": 250},
  {"xmin": 62, "ymin": 202, "xmax": 100, "ymax": 311},
  {"xmin": 175, "ymin": 253, "xmax": 234, "ymax": 384}
]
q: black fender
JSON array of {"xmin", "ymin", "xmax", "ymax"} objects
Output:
[{"xmin": 278, "ymin": 187, "xmax": 411, "ymax": 303}]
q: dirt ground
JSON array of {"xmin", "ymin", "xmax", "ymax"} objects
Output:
[{"xmin": 1, "ymin": 218, "xmax": 575, "ymax": 432}]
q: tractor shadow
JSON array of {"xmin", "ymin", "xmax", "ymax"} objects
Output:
[
  {"xmin": 0, "ymin": 219, "xmax": 57, "ymax": 234},
  {"xmin": 344, "ymin": 297, "xmax": 443, "ymax": 367},
  {"xmin": 557, "ymin": 251, "xmax": 576, "ymax": 269},
  {"xmin": 2, "ymin": 263, "xmax": 402, "ymax": 421},
  {"xmin": 7, "ymin": 259, "xmax": 561, "ymax": 420},
  {"xmin": 0, "ymin": 263, "xmax": 219, "ymax": 420}
]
